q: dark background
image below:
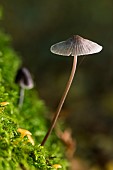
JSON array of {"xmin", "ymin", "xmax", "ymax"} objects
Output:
[{"xmin": 0, "ymin": 0, "xmax": 113, "ymax": 169}]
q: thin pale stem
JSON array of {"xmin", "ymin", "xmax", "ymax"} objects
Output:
[
  {"xmin": 18, "ymin": 87, "xmax": 25, "ymax": 108},
  {"xmin": 41, "ymin": 55, "xmax": 77, "ymax": 146}
]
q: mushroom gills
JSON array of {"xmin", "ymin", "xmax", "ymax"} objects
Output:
[{"xmin": 51, "ymin": 35, "xmax": 102, "ymax": 56}]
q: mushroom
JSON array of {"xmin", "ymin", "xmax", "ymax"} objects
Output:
[
  {"xmin": 41, "ymin": 35, "xmax": 102, "ymax": 146},
  {"xmin": 52, "ymin": 164, "xmax": 62, "ymax": 169},
  {"xmin": 0, "ymin": 102, "xmax": 9, "ymax": 107},
  {"xmin": 15, "ymin": 67, "xmax": 34, "ymax": 108},
  {"xmin": 17, "ymin": 128, "xmax": 32, "ymax": 138},
  {"xmin": 17, "ymin": 128, "xmax": 35, "ymax": 145}
]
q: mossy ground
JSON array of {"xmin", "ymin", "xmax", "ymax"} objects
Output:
[{"xmin": 0, "ymin": 30, "xmax": 68, "ymax": 170}]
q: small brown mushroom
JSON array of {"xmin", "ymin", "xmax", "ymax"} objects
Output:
[
  {"xmin": 15, "ymin": 67, "xmax": 34, "ymax": 108},
  {"xmin": 41, "ymin": 35, "xmax": 102, "ymax": 146}
]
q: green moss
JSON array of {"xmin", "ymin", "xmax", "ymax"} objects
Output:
[{"xmin": 0, "ymin": 31, "xmax": 68, "ymax": 169}]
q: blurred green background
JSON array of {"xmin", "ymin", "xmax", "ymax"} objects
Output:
[{"xmin": 0, "ymin": 0, "xmax": 113, "ymax": 169}]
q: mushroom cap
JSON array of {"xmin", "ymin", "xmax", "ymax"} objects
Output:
[
  {"xmin": 50, "ymin": 35, "xmax": 103, "ymax": 56},
  {"xmin": 17, "ymin": 128, "xmax": 32, "ymax": 136},
  {"xmin": 15, "ymin": 67, "xmax": 34, "ymax": 89}
]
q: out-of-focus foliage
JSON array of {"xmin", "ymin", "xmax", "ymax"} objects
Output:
[{"xmin": 0, "ymin": 0, "xmax": 113, "ymax": 169}]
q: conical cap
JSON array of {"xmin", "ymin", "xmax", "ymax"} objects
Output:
[{"xmin": 50, "ymin": 35, "xmax": 102, "ymax": 56}]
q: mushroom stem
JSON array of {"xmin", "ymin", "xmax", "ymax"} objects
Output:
[
  {"xmin": 41, "ymin": 55, "xmax": 77, "ymax": 146},
  {"xmin": 18, "ymin": 87, "xmax": 25, "ymax": 108}
]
